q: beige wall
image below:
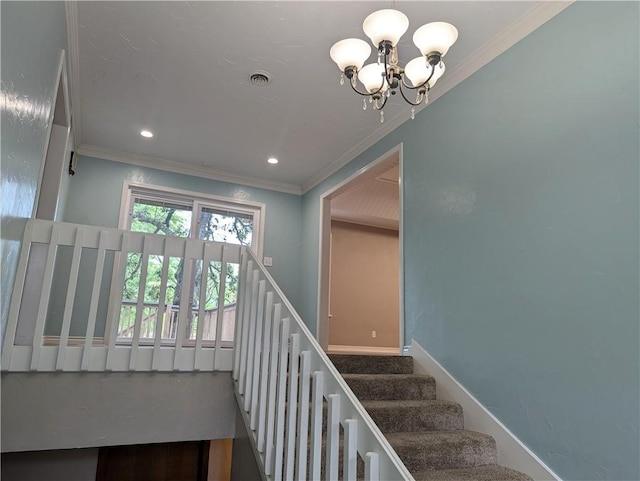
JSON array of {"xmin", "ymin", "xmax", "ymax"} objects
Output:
[{"xmin": 329, "ymin": 221, "xmax": 399, "ymax": 348}]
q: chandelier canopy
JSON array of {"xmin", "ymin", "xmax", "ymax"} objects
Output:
[{"xmin": 330, "ymin": 9, "xmax": 458, "ymax": 122}]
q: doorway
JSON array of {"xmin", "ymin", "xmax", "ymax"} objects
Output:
[
  {"xmin": 96, "ymin": 439, "xmax": 233, "ymax": 481},
  {"xmin": 317, "ymin": 144, "xmax": 403, "ymax": 355}
]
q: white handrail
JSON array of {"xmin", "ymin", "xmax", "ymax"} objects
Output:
[
  {"xmin": 233, "ymin": 248, "xmax": 414, "ymax": 481},
  {"xmin": 1, "ymin": 219, "xmax": 240, "ymax": 372}
]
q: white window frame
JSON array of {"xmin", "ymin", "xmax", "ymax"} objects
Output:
[
  {"xmin": 118, "ymin": 181, "xmax": 265, "ymax": 258},
  {"xmin": 104, "ymin": 181, "xmax": 265, "ymax": 344}
]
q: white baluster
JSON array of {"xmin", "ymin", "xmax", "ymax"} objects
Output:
[
  {"xmin": 344, "ymin": 419, "xmax": 358, "ymax": 481},
  {"xmin": 249, "ymin": 280, "xmax": 267, "ymax": 427},
  {"xmin": 272, "ymin": 317, "xmax": 290, "ymax": 481},
  {"xmin": 2, "ymin": 220, "xmax": 35, "ymax": 369},
  {"xmin": 212, "ymin": 245, "xmax": 229, "ymax": 370},
  {"xmin": 365, "ymin": 452, "xmax": 380, "ymax": 481},
  {"xmin": 295, "ymin": 351, "xmax": 311, "ymax": 481},
  {"xmin": 309, "ymin": 371, "xmax": 324, "ymax": 481},
  {"xmin": 232, "ymin": 252, "xmax": 248, "ymax": 380},
  {"xmin": 264, "ymin": 303, "xmax": 281, "ymax": 475},
  {"xmin": 243, "ymin": 273, "xmax": 262, "ymax": 411},
  {"xmin": 130, "ymin": 235, "xmax": 150, "ymax": 370},
  {"xmin": 173, "ymin": 240, "xmax": 197, "ymax": 371},
  {"xmin": 152, "ymin": 238, "xmax": 170, "ymax": 371},
  {"xmin": 284, "ymin": 333, "xmax": 300, "ymax": 480},
  {"xmin": 238, "ymin": 263, "xmax": 255, "ymax": 393},
  {"xmin": 82, "ymin": 230, "xmax": 108, "ymax": 371},
  {"xmin": 326, "ymin": 394, "xmax": 341, "ymax": 481},
  {"xmin": 256, "ymin": 291, "xmax": 274, "ymax": 451},
  {"xmin": 195, "ymin": 242, "xmax": 218, "ymax": 370},
  {"xmin": 106, "ymin": 233, "xmax": 131, "ymax": 371},
  {"xmin": 56, "ymin": 227, "xmax": 84, "ymax": 371},
  {"xmin": 30, "ymin": 224, "xmax": 61, "ymax": 371}
]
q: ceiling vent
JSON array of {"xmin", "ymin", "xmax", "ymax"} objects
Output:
[{"xmin": 248, "ymin": 71, "xmax": 272, "ymax": 86}]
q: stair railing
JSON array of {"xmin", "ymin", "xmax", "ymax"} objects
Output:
[
  {"xmin": 2, "ymin": 219, "xmax": 240, "ymax": 372},
  {"xmin": 233, "ymin": 248, "xmax": 415, "ymax": 481},
  {"xmin": 2, "ymin": 218, "xmax": 415, "ymax": 479}
]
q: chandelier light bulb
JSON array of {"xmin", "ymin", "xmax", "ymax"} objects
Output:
[
  {"xmin": 330, "ymin": 9, "xmax": 457, "ymax": 118},
  {"xmin": 404, "ymin": 57, "xmax": 446, "ymax": 88},
  {"xmin": 413, "ymin": 22, "xmax": 458, "ymax": 58},
  {"xmin": 330, "ymin": 38, "xmax": 371, "ymax": 72},
  {"xmin": 363, "ymin": 9, "xmax": 409, "ymax": 47},
  {"xmin": 358, "ymin": 63, "xmax": 389, "ymax": 94}
]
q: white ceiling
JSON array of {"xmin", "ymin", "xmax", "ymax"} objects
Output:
[
  {"xmin": 332, "ymin": 155, "xmax": 399, "ymax": 230},
  {"xmin": 69, "ymin": 1, "xmax": 570, "ymax": 194}
]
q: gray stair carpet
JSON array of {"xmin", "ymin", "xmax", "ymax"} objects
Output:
[{"xmin": 329, "ymin": 354, "xmax": 533, "ymax": 481}]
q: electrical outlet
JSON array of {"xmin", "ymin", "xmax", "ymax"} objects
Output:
[
  {"xmin": 263, "ymin": 256, "xmax": 273, "ymax": 267},
  {"xmin": 372, "ymin": 330, "xmax": 377, "ymax": 338}
]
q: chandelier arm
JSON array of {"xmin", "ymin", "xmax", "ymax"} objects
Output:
[
  {"xmin": 348, "ymin": 80, "xmax": 377, "ymax": 97},
  {"xmin": 397, "ymin": 81, "xmax": 424, "ymax": 106}
]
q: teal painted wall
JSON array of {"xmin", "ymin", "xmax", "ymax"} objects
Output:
[
  {"xmin": 302, "ymin": 3, "xmax": 639, "ymax": 480},
  {"xmin": 0, "ymin": 1, "xmax": 68, "ymax": 338},
  {"xmin": 64, "ymin": 155, "xmax": 303, "ymax": 312}
]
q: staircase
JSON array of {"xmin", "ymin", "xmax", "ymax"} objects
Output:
[
  {"xmin": 3, "ymin": 219, "xmax": 537, "ymax": 480},
  {"xmin": 329, "ymin": 354, "xmax": 533, "ymax": 481}
]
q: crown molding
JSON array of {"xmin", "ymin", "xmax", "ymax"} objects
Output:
[
  {"xmin": 76, "ymin": 144, "xmax": 303, "ymax": 196},
  {"xmin": 66, "ymin": 4, "xmax": 298, "ymax": 196},
  {"xmin": 69, "ymin": 1, "xmax": 572, "ymax": 198},
  {"xmin": 64, "ymin": 1, "xmax": 83, "ymax": 147},
  {"xmin": 434, "ymin": 1, "xmax": 574, "ymax": 107},
  {"xmin": 301, "ymin": 1, "xmax": 574, "ymax": 194},
  {"xmin": 301, "ymin": 107, "xmax": 411, "ymax": 195},
  {"xmin": 332, "ymin": 211, "xmax": 399, "ymax": 232}
]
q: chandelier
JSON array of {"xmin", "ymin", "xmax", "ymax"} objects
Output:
[{"xmin": 330, "ymin": 9, "xmax": 458, "ymax": 122}]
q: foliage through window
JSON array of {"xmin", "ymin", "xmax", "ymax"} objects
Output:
[{"xmin": 116, "ymin": 186, "xmax": 263, "ymax": 344}]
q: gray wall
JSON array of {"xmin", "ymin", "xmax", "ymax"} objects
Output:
[
  {"xmin": 2, "ymin": 372, "xmax": 236, "ymax": 452},
  {"xmin": 0, "ymin": 0, "xmax": 68, "ymax": 337},
  {"xmin": 1, "ymin": 449, "xmax": 98, "ymax": 481},
  {"xmin": 230, "ymin": 409, "xmax": 261, "ymax": 481},
  {"xmin": 301, "ymin": 3, "xmax": 639, "ymax": 480}
]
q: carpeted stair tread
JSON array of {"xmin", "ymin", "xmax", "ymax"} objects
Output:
[
  {"xmin": 361, "ymin": 399, "xmax": 464, "ymax": 432},
  {"xmin": 342, "ymin": 373, "xmax": 436, "ymax": 400},
  {"xmin": 384, "ymin": 430, "xmax": 497, "ymax": 471},
  {"xmin": 412, "ymin": 465, "xmax": 533, "ymax": 481},
  {"xmin": 329, "ymin": 354, "xmax": 414, "ymax": 374},
  {"xmin": 329, "ymin": 354, "xmax": 533, "ymax": 480}
]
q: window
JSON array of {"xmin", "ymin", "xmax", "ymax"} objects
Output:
[{"xmin": 115, "ymin": 182, "xmax": 264, "ymax": 344}]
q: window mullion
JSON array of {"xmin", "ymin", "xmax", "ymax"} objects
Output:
[{"xmin": 192, "ymin": 200, "xmax": 203, "ymax": 240}]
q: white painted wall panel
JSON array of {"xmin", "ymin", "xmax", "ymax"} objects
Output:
[{"xmin": 1, "ymin": 371, "xmax": 236, "ymax": 452}]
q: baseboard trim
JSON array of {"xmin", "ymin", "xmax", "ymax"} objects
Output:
[
  {"xmin": 327, "ymin": 344, "xmax": 400, "ymax": 355},
  {"xmin": 408, "ymin": 339, "xmax": 561, "ymax": 481}
]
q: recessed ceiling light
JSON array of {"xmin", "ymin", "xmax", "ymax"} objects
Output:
[
  {"xmin": 140, "ymin": 130, "xmax": 154, "ymax": 138},
  {"xmin": 267, "ymin": 157, "xmax": 279, "ymax": 165}
]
